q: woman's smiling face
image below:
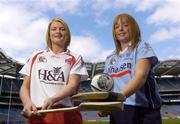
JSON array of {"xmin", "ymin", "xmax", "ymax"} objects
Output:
[
  {"xmin": 50, "ymin": 21, "xmax": 67, "ymax": 48},
  {"xmin": 114, "ymin": 18, "xmax": 130, "ymax": 43}
]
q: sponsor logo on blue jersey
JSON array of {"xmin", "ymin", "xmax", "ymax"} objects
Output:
[{"xmin": 108, "ymin": 62, "xmax": 131, "ymax": 73}]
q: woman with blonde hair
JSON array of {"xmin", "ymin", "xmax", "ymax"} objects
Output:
[{"xmin": 20, "ymin": 18, "xmax": 88, "ymax": 124}]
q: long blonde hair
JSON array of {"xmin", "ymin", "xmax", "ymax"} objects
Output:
[
  {"xmin": 46, "ymin": 18, "xmax": 71, "ymax": 50},
  {"xmin": 112, "ymin": 13, "xmax": 141, "ymax": 53}
]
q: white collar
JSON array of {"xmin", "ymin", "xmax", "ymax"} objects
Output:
[
  {"xmin": 46, "ymin": 48, "xmax": 69, "ymax": 57},
  {"xmin": 119, "ymin": 42, "xmax": 131, "ymax": 55}
]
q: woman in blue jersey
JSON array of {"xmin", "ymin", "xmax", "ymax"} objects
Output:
[{"xmin": 99, "ymin": 13, "xmax": 162, "ymax": 124}]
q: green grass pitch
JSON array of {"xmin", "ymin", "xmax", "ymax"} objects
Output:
[{"xmin": 83, "ymin": 119, "xmax": 180, "ymax": 124}]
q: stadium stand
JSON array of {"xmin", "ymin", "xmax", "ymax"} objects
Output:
[
  {"xmin": 79, "ymin": 80, "xmax": 92, "ymax": 92},
  {"xmin": 0, "ymin": 49, "xmax": 26, "ymax": 123},
  {"xmin": 0, "ymin": 48, "xmax": 180, "ymax": 123},
  {"xmin": 0, "ymin": 49, "xmax": 23, "ymax": 77},
  {"xmin": 154, "ymin": 59, "xmax": 180, "ymax": 76}
]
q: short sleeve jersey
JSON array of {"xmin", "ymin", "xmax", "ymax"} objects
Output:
[
  {"xmin": 20, "ymin": 49, "xmax": 89, "ymax": 107},
  {"xmin": 104, "ymin": 41, "xmax": 161, "ymax": 109}
]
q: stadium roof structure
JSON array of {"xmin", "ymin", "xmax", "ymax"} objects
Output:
[
  {"xmin": 0, "ymin": 48, "xmax": 23, "ymax": 77},
  {"xmin": 154, "ymin": 59, "xmax": 180, "ymax": 77}
]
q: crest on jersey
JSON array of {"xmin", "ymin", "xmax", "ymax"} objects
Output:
[
  {"xmin": 53, "ymin": 67, "xmax": 62, "ymax": 74},
  {"xmin": 38, "ymin": 56, "xmax": 47, "ymax": 62},
  {"xmin": 109, "ymin": 57, "xmax": 116, "ymax": 65}
]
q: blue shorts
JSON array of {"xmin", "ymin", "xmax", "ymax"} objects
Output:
[{"xmin": 110, "ymin": 105, "xmax": 161, "ymax": 124}]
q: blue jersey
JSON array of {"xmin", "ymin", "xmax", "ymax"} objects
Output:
[{"xmin": 104, "ymin": 41, "xmax": 161, "ymax": 109}]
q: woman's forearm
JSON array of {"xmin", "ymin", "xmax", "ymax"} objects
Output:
[
  {"xmin": 121, "ymin": 58, "xmax": 151, "ymax": 97},
  {"xmin": 121, "ymin": 74, "xmax": 147, "ymax": 97},
  {"xmin": 50, "ymin": 74, "xmax": 80, "ymax": 104},
  {"xmin": 20, "ymin": 76, "xmax": 32, "ymax": 105},
  {"xmin": 20, "ymin": 85, "xmax": 32, "ymax": 105}
]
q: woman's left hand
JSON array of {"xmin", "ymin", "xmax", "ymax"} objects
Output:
[{"xmin": 41, "ymin": 97, "xmax": 55, "ymax": 110}]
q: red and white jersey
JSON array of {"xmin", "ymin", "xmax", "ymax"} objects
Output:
[{"xmin": 20, "ymin": 49, "xmax": 89, "ymax": 107}]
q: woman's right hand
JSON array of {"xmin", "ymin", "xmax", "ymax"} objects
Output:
[
  {"xmin": 21, "ymin": 102, "xmax": 40, "ymax": 118},
  {"xmin": 97, "ymin": 111, "xmax": 111, "ymax": 117}
]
